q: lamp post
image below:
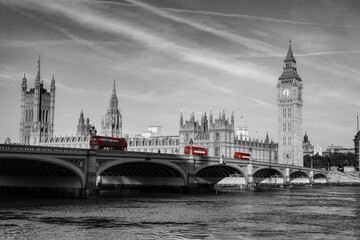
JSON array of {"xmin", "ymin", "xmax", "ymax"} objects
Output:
[
  {"xmin": 189, "ymin": 138, "xmax": 194, "ymax": 156},
  {"xmin": 89, "ymin": 125, "xmax": 97, "ymax": 149},
  {"xmin": 286, "ymin": 153, "xmax": 289, "ymax": 166}
]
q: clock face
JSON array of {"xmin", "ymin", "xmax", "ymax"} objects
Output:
[{"xmin": 282, "ymin": 88, "xmax": 291, "ymax": 98}]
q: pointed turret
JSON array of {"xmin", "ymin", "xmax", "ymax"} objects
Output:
[
  {"xmin": 108, "ymin": 80, "xmax": 119, "ymax": 114},
  {"xmin": 101, "ymin": 81, "xmax": 122, "ymax": 137},
  {"xmin": 279, "ymin": 41, "xmax": 301, "ymax": 81},
  {"xmin": 22, "ymin": 73, "xmax": 27, "ymax": 91},
  {"xmin": 35, "ymin": 54, "xmax": 41, "ymax": 85},
  {"xmin": 231, "ymin": 111, "xmax": 234, "ymax": 126},
  {"xmin": 78, "ymin": 110, "xmax": 84, "ymax": 124},
  {"xmin": 51, "ymin": 75, "xmax": 55, "ymax": 91},
  {"xmin": 180, "ymin": 109, "xmax": 183, "ymax": 127},
  {"xmin": 284, "ymin": 40, "xmax": 296, "ymax": 63},
  {"xmin": 265, "ymin": 132, "xmax": 270, "ymax": 144}
]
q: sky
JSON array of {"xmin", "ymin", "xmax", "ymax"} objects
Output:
[{"xmin": 0, "ymin": 0, "xmax": 359, "ymax": 150}]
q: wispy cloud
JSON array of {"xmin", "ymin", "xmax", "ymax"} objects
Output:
[
  {"xmin": 125, "ymin": 0, "xmax": 281, "ymax": 55},
  {"xmin": 297, "ymin": 50, "xmax": 360, "ymax": 57},
  {"xmin": 243, "ymin": 96, "xmax": 274, "ymax": 107},
  {"xmin": 6, "ymin": 0, "xmax": 273, "ymax": 84},
  {"xmin": 94, "ymin": 0, "xmax": 360, "ymax": 30}
]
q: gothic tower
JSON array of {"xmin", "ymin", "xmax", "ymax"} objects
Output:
[
  {"xmin": 76, "ymin": 111, "xmax": 92, "ymax": 137},
  {"xmin": 277, "ymin": 41, "xmax": 303, "ymax": 166},
  {"xmin": 19, "ymin": 54, "xmax": 55, "ymax": 144},
  {"xmin": 101, "ymin": 80, "xmax": 122, "ymax": 137}
]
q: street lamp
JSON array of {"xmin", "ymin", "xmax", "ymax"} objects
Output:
[
  {"xmin": 189, "ymin": 138, "xmax": 194, "ymax": 156},
  {"xmin": 286, "ymin": 153, "xmax": 289, "ymax": 166},
  {"xmin": 89, "ymin": 125, "xmax": 97, "ymax": 149}
]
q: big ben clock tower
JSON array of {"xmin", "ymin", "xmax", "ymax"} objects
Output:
[{"xmin": 277, "ymin": 41, "xmax": 303, "ymax": 166}]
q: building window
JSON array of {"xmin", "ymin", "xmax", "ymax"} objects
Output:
[
  {"xmin": 288, "ymin": 108, "xmax": 292, "ymax": 118},
  {"xmin": 283, "ymin": 123, "xmax": 286, "ymax": 132},
  {"xmin": 283, "ymin": 108, "xmax": 286, "ymax": 118},
  {"xmin": 288, "ymin": 136, "xmax": 291, "ymax": 145},
  {"xmin": 287, "ymin": 122, "xmax": 291, "ymax": 132},
  {"xmin": 214, "ymin": 147, "xmax": 220, "ymax": 156},
  {"xmin": 215, "ymin": 133, "xmax": 220, "ymax": 141},
  {"xmin": 283, "ymin": 136, "xmax": 286, "ymax": 146}
]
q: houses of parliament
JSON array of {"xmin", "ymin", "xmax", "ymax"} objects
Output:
[{"xmin": 18, "ymin": 42, "xmax": 305, "ymax": 166}]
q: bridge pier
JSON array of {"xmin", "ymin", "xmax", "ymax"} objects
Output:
[
  {"xmin": 84, "ymin": 149, "xmax": 100, "ymax": 198},
  {"xmin": 309, "ymin": 170, "xmax": 314, "ymax": 185},
  {"xmin": 246, "ymin": 161, "xmax": 256, "ymax": 190},
  {"xmin": 185, "ymin": 155, "xmax": 198, "ymax": 191},
  {"xmin": 284, "ymin": 166, "xmax": 293, "ymax": 188}
]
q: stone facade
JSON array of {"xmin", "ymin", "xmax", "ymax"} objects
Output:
[
  {"xmin": 126, "ymin": 136, "xmax": 180, "ymax": 154},
  {"xmin": 277, "ymin": 41, "xmax": 304, "ymax": 166},
  {"xmin": 76, "ymin": 111, "xmax": 92, "ymax": 137},
  {"xmin": 100, "ymin": 80, "xmax": 122, "ymax": 137},
  {"xmin": 127, "ymin": 110, "xmax": 277, "ymax": 162},
  {"xmin": 19, "ymin": 55, "xmax": 55, "ymax": 145}
]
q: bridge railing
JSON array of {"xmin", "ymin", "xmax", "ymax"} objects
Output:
[{"xmin": 0, "ymin": 144, "xmax": 88, "ymax": 154}]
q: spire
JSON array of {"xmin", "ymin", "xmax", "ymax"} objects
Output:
[
  {"xmin": 22, "ymin": 73, "xmax": 27, "ymax": 90},
  {"xmin": 285, "ymin": 40, "xmax": 296, "ymax": 63},
  {"xmin": 265, "ymin": 132, "xmax": 269, "ymax": 144},
  {"xmin": 78, "ymin": 110, "xmax": 85, "ymax": 124},
  {"xmin": 108, "ymin": 80, "xmax": 118, "ymax": 111},
  {"xmin": 279, "ymin": 41, "xmax": 301, "ymax": 81},
  {"xmin": 51, "ymin": 74, "xmax": 55, "ymax": 91},
  {"xmin": 112, "ymin": 79, "xmax": 116, "ymax": 96},
  {"xmin": 180, "ymin": 109, "xmax": 183, "ymax": 126},
  {"xmin": 36, "ymin": 53, "xmax": 41, "ymax": 84}
]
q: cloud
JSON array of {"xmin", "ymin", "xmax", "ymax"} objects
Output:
[
  {"xmin": 93, "ymin": 0, "xmax": 360, "ymax": 30},
  {"xmin": 125, "ymin": 0, "xmax": 282, "ymax": 55},
  {"xmin": 6, "ymin": 0, "xmax": 274, "ymax": 84},
  {"xmin": 243, "ymin": 96, "xmax": 274, "ymax": 107}
]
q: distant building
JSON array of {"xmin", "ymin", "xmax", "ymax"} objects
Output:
[
  {"xmin": 323, "ymin": 144, "xmax": 354, "ymax": 155},
  {"xmin": 19, "ymin": 55, "xmax": 55, "ymax": 145},
  {"xmin": 303, "ymin": 133, "xmax": 314, "ymax": 155},
  {"xmin": 38, "ymin": 81, "xmax": 123, "ymax": 148},
  {"xmin": 141, "ymin": 126, "xmax": 163, "ymax": 138},
  {"xmin": 100, "ymin": 80, "xmax": 122, "ymax": 137},
  {"xmin": 127, "ymin": 110, "xmax": 278, "ymax": 162},
  {"xmin": 76, "ymin": 111, "xmax": 92, "ymax": 137},
  {"xmin": 236, "ymin": 126, "xmax": 249, "ymax": 141},
  {"xmin": 314, "ymin": 144, "xmax": 322, "ymax": 156}
]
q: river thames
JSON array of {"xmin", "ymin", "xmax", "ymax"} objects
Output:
[{"xmin": 0, "ymin": 186, "xmax": 359, "ymax": 240}]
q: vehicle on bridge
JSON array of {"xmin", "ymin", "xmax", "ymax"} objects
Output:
[
  {"xmin": 90, "ymin": 136, "xmax": 127, "ymax": 150},
  {"xmin": 234, "ymin": 152, "xmax": 250, "ymax": 160},
  {"xmin": 184, "ymin": 146, "xmax": 207, "ymax": 156}
]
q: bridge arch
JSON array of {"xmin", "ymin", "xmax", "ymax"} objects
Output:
[
  {"xmin": 194, "ymin": 163, "xmax": 247, "ymax": 183},
  {"xmin": 290, "ymin": 170, "xmax": 309, "ymax": 178},
  {"xmin": 253, "ymin": 167, "xmax": 284, "ymax": 185},
  {"xmin": 0, "ymin": 155, "xmax": 85, "ymax": 188},
  {"xmin": 96, "ymin": 159, "xmax": 187, "ymax": 186},
  {"xmin": 314, "ymin": 172, "xmax": 328, "ymax": 183},
  {"xmin": 290, "ymin": 170, "xmax": 310, "ymax": 184}
]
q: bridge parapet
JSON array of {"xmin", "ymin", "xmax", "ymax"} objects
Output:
[{"xmin": 0, "ymin": 144, "xmax": 87, "ymax": 154}]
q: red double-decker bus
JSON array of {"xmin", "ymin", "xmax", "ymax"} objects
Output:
[
  {"xmin": 184, "ymin": 146, "xmax": 207, "ymax": 156},
  {"xmin": 90, "ymin": 136, "xmax": 127, "ymax": 150},
  {"xmin": 234, "ymin": 152, "xmax": 250, "ymax": 160}
]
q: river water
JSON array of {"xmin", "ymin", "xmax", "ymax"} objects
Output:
[{"xmin": 0, "ymin": 186, "xmax": 359, "ymax": 240}]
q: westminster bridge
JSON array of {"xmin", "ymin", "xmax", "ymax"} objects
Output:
[{"xmin": 0, "ymin": 144, "xmax": 328, "ymax": 197}]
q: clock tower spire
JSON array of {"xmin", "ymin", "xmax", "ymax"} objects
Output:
[{"xmin": 277, "ymin": 41, "xmax": 303, "ymax": 166}]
